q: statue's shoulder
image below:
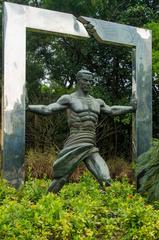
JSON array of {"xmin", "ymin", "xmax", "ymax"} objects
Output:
[
  {"xmin": 96, "ymin": 98, "xmax": 111, "ymax": 108},
  {"xmin": 57, "ymin": 94, "xmax": 72, "ymax": 105},
  {"xmin": 89, "ymin": 95, "xmax": 98, "ymax": 101},
  {"xmin": 70, "ymin": 92, "xmax": 76, "ymax": 98},
  {"xmin": 94, "ymin": 98, "xmax": 105, "ymax": 106}
]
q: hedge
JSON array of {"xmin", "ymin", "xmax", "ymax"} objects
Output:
[{"xmin": 0, "ymin": 174, "xmax": 159, "ymax": 239}]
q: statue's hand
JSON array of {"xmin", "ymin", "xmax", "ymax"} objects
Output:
[{"xmin": 130, "ymin": 95, "xmax": 137, "ymax": 111}]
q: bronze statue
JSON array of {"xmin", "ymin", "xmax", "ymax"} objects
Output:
[{"xmin": 28, "ymin": 70, "xmax": 136, "ymax": 193}]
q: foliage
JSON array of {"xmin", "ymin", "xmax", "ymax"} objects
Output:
[
  {"xmin": 136, "ymin": 139, "xmax": 159, "ymax": 202},
  {"xmin": 107, "ymin": 157, "xmax": 133, "ymax": 181},
  {"xmin": 145, "ymin": 22, "xmax": 159, "ymax": 81},
  {"xmin": 25, "ymin": 147, "xmax": 57, "ymax": 179},
  {"xmin": 0, "ymin": 174, "xmax": 159, "ymax": 239},
  {"xmin": 122, "ymin": 3, "xmax": 156, "ymax": 26},
  {"xmin": 143, "ymin": 21, "xmax": 159, "ymax": 138}
]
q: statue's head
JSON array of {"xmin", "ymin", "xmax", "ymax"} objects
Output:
[{"xmin": 76, "ymin": 70, "xmax": 93, "ymax": 93}]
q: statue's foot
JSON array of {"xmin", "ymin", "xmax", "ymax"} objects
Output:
[
  {"xmin": 47, "ymin": 179, "xmax": 58, "ymax": 193},
  {"xmin": 47, "ymin": 178, "xmax": 66, "ymax": 193},
  {"xmin": 99, "ymin": 179, "xmax": 111, "ymax": 191},
  {"xmin": 105, "ymin": 179, "xmax": 111, "ymax": 187}
]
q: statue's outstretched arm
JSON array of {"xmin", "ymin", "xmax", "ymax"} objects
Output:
[
  {"xmin": 111, "ymin": 97, "xmax": 137, "ymax": 116},
  {"xmin": 99, "ymin": 97, "xmax": 137, "ymax": 116},
  {"xmin": 111, "ymin": 105, "xmax": 134, "ymax": 116},
  {"xmin": 27, "ymin": 94, "xmax": 70, "ymax": 115}
]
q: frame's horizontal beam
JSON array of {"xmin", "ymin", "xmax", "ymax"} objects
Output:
[
  {"xmin": 79, "ymin": 16, "xmax": 151, "ymax": 47},
  {"xmin": 6, "ymin": 2, "xmax": 90, "ymax": 38}
]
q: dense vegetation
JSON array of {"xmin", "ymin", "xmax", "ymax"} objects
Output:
[
  {"xmin": 1, "ymin": 173, "xmax": 159, "ymax": 240},
  {"xmin": 137, "ymin": 139, "xmax": 159, "ymax": 202}
]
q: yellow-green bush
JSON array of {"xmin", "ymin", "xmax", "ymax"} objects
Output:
[{"xmin": 1, "ymin": 174, "xmax": 159, "ymax": 239}]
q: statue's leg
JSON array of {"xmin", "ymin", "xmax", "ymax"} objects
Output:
[
  {"xmin": 84, "ymin": 152, "xmax": 111, "ymax": 189},
  {"xmin": 47, "ymin": 175, "xmax": 68, "ymax": 193}
]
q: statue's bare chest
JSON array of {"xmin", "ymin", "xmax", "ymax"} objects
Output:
[{"xmin": 70, "ymin": 96, "xmax": 100, "ymax": 113}]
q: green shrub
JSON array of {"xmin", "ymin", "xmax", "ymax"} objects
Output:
[
  {"xmin": 0, "ymin": 178, "xmax": 17, "ymax": 204},
  {"xmin": 1, "ymin": 174, "xmax": 159, "ymax": 239},
  {"xmin": 136, "ymin": 139, "xmax": 159, "ymax": 202}
]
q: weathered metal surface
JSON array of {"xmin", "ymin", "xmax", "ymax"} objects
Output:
[
  {"xmin": 2, "ymin": 2, "xmax": 89, "ymax": 187},
  {"xmin": 79, "ymin": 16, "xmax": 152, "ymax": 157}
]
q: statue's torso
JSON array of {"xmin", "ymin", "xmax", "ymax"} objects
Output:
[{"xmin": 67, "ymin": 93, "xmax": 100, "ymax": 133}]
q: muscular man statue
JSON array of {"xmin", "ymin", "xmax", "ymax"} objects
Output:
[{"xmin": 28, "ymin": 70, "xmax": 136, "ymax": 193}]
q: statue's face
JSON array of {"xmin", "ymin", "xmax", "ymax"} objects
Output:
[{"xmin": 78, "ymin": 74, "xmax": 93, "ymax": 93}]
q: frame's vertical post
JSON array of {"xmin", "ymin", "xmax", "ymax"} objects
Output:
[
  {"xmin": 136, "ymin": 31, "xmax": 152, "ymax": 156},
  {"xmin": 132, "ymin": 48, "xmax": 137, "ymax": 161},
  {"xmin": 2, "ymin": 3, "xmax": 26, "ymax": 187}
]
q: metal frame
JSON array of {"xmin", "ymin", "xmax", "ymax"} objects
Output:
[{"xmin": 2, "ymin": 2, "xmax": 152, "ymax": 187}]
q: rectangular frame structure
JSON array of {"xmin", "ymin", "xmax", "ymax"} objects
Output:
[{"xmin": 2, "ymin": 2, "xmax": 152, "ymax": 187}]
